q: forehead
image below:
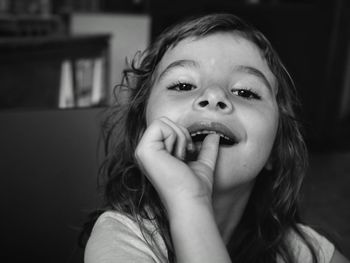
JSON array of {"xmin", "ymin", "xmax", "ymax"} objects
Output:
[{"xmin": 156, "ymin": 32, "xmax": 277, "ymax": 90}]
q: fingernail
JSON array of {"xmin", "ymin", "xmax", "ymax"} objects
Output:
[
  {"xmin": 187, "ymin": 142, "xmax": 195, "ymax": 152},
  {"xmin": 180, "ymin": 149, "xmax": 186, "ymax": 161}
]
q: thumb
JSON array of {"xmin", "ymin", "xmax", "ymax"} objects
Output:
[{"xmin": 197, "ymin": 133, "xmax": 220, "ymax": 171}]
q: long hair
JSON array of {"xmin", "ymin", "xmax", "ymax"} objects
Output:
[{"xmin": 81, "ymin": 13, "xmax": 318, "ymax": 263}]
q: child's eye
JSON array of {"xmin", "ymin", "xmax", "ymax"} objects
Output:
[
  {"xmin": 231, "ymin": 88, "xmax": 261, "ymax": 100},
  {"xmin": 167, "ymin": 82, "xmax": 196, "ymax": 91}
]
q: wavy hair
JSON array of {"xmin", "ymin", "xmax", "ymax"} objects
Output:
[{"xmin": 81, "ymin": 13, "xmax": 318, "ymax": 263}]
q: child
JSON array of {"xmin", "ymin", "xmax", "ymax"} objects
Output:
[{"xmin": 82, "ymin": 13, "xmax": 349, "ymax": 263}]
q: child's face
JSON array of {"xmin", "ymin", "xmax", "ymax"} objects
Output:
[{"xmin": 146, "ymin": 33, "xmax": 279, "ymax": 192}]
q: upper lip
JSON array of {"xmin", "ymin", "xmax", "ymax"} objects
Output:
[{"xmin": 187, "ymin": 121, "xmax": 239, "ymax": 144}]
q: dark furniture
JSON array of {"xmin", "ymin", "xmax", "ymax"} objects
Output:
[
  {"xmin": 0, "ymin": 34, "xmax": 110, "ymax": 109},
  {"xmin": 1, "ymin": 108, "xmax": 104, "ymax": 262}
]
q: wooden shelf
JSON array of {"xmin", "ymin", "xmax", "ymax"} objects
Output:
[{"xmin": 0, "ymin": 34, "xmax": 111, "ymax": 109}]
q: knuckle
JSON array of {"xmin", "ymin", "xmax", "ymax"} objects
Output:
[{"xmin": 155, "ymin": 117, "xmax": 167, "ymax": 125}]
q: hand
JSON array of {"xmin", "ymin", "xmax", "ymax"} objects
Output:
[{"xmin": 135, "ymin": 117, "xmax": 220, "ymax": 211}]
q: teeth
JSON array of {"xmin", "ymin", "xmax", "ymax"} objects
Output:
[
  {"xmin": 190, "ymin": 130, "xmax": 216, "ymax": 136},
  {"xmin": 190, "ymin": 130, "xmax": 231, "ymax": 141},
  {"xmin": 190, "ymin": 130, "xmax": 217, "ymax": 136}
]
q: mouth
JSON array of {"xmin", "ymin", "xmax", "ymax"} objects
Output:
[
  {"xmin": 190, "ymin": 130, "xmax": 236, "ymax": 146},
  {"xmin": 188, "ymin": 122, "xmax": 238, "ymax": 147}
]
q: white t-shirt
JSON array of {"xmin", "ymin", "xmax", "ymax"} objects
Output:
[
  {"xmin": 84, "ymin": 210, "xmax": 335, "ymax": 263},
  {"xmin": 85, "ymin": 211, "xmax": 168, "ymax": 263}
]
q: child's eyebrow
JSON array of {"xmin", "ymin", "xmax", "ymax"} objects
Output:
[
  {"xmin": 158, "ymin": 59, "xmax": 199, "ymax": 81},
  {"xmin": 234, "ymin": 65, "xmax": 273, "ymax": 93}
]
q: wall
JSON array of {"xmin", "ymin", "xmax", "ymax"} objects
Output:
[{"xmin": 70, "ymin": 13, "xmax": 151, "ymax": 104}]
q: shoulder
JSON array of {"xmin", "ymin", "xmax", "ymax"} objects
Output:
[
  {"xmin": 329, "ymin": 249, "xmax": 350, "ymax": 263},
  {"xmin": 84, "ymin": 210, "xmax": 168, "ymax": 263},
  {"xmin": 284, "ymin": 224, "xmax": 335, "ymax": 263}
]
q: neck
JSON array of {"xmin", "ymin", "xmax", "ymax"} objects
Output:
[{"xmin": 212, "ymin": 180, "xmax": 255, "ymax": 244}]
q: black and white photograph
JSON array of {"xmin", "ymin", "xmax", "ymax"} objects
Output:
[{"xmin": 1, "ymin": 0, "xmax": 350, "ymax": 262}]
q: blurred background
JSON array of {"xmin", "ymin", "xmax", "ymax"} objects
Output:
[{"xmin": 1, "ymin": 0, "xmax": 349, "ymax": 262}]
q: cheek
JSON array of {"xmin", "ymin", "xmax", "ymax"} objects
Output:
[
  {"xmin": 145, "ymin": 93, "xmax": 162, "ymax": 125},
  {"xmin": 245, "ymin": 109, "xmax": 279, "ymax": 151},
  {"xmin": 146, "ymin": 93, "xmax": 192, "ymax": 125},
  {"xmin": 145, "ymin": 104, "xmax": 155, "ymax": 125},
  {"xmin": 146, "ymin": 100, "xmax": 174, "ymax": 125}
]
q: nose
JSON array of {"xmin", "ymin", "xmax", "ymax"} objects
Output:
[{"xmin": 193, "ymin": 86, "xmax": 233, "ymax": 113}]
